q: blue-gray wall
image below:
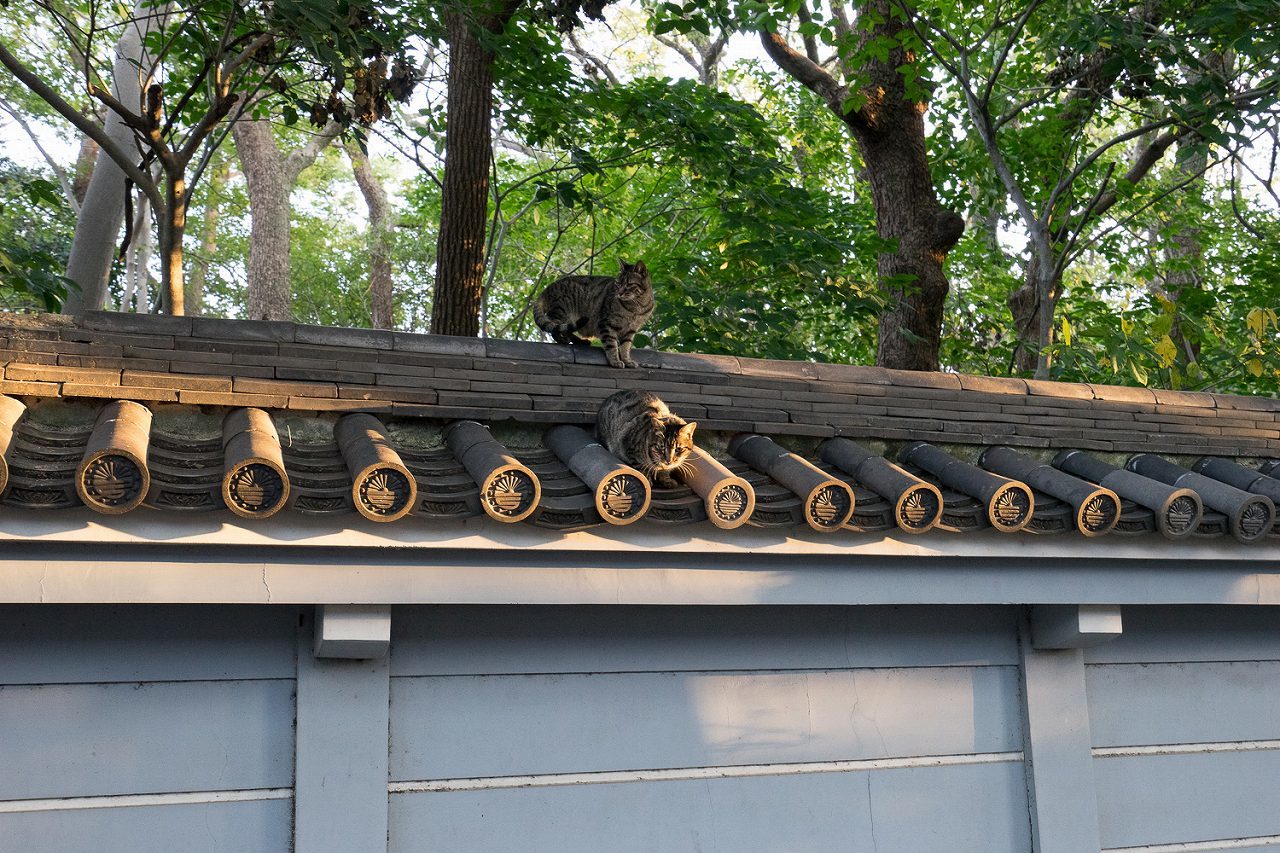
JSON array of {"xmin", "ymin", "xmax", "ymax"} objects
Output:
[{"xmin": 0, "ymin": 603, "xmax": 1277, "ymax": 852}]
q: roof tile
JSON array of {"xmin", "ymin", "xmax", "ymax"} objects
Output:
[
  {"xmin": 1025, "ymin": 379, "xmax": 1093, "ymax": 400},
  {"xmin": 1090, "ymin": 383, "xmax": 1157, "ymax": 403},
  {"xmin": 62, "ymin": 382, "xmax": 175, "ymax": 402},
  {"xmin": 295, "ymin": 324, "xmax": 393, "ymax": 350},
  {"xmin": 484, "ymin": 338, "xmax": 575, "ymax": 363},
  {"xmin": 957, "ymin": 374, "xmax": 1028, "ymax": 395},
  {"xmin": 83, "ymin": 310, "xmax": 192, "ymax": 336},
  {"xmin": 393, "ymin": 331, "xmax": 484, "ymax": 356},
  {"xmin": 191, "ymin": 317, "xmax": 295, "ymax": 342},
  {"xmin": 1152, "ymin": 389, "xmax": 1216, "ymax": 408}
]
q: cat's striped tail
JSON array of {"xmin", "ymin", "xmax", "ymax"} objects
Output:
[
  {"xmin": 533, "ymin": 299, "xmax": 588, "ymax": 339},
  {"xmin": 537, "ymin": 317, "xmax": 588, "ymax": 337}
]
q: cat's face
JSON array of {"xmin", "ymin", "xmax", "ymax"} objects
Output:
[
  {"xmin": 616, "ymin": 260, "xmax": 651, "ymax": 300},
  {"xmin": 648, "ymin": 417, "xmax": 697, "ymax": 472}
]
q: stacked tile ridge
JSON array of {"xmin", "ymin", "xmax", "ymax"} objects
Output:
[{"xmin": 0, "ymin": 310, "xmax": 1277, "ymax": 456}]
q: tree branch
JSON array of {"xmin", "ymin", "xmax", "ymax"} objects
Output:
[
  {"xmin": 283, "ymin": 118, "xmax": 344, "ymax": 183},
  {"xmin": 796, "ymin": 1, "xmax": 821, "ymax": 64},
  {"xmin": 758, "ymin": 29, "xmax": 861, "ymax": 129},
  {"xmin": 568, "ymin": 30, "xmax": 621, "ymax": 86},
  {"xmin": 0, "ymin": 38, "xmax": 163, "ymax": 213},
  {"xmin": 220, "ymin": 32, "xmax": 273, "ymax": 80},
  {"xmin": 0, "ymin": 97, "xmax": 80, "ymax": 214},
  {"xmin": 981, "ymin": 0, "xmax": 1046, "ymax": 107},
  {"xmin": 653, "ymin": 32, "xmax": 700, "ymax": 78}
]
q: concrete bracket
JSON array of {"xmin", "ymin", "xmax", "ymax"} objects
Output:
[
  {"xmin": 313, "ymin": 605, "xmax": 391, "ymax": 659},
  {"xmin": 1030, "ymin": 604, "xmax": 1122, "ymax": 649}
]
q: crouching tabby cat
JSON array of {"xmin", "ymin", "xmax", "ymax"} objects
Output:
[
  {"xmin": 533, "ymin": 260, "xmax": 654, "ymax": 368},
  {"xmin": 596, "ymin": 390, "xmax": 697, "ymax": 488}
]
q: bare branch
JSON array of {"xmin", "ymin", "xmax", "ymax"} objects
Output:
[
  {"xmin": 0, "ymin": 38, "xmax": 163, "ymax": 212},
  {"xmin": 703, "ymin": 31, "xmax": 729, "ymax": 78},
  {"xmin": 1229, "ymin": 157, "xmax": 1266, "ymax": 240},
  {"xmin": 568, "ymin": 30, "xmax": 621, "ymax": 86},
  {"xmin": 796, "ymin": 1, "xmax": 821, "ymax": 64},
  {"xmin": 1064, "ymin": 130, "xmax": 1263, "ymax": 267},
  {"xmin": 981, "ymin": 0, "xmax": 1047, "ymax": 107},
  {"xmin": 653, "ymin": 32, "xmax": 700, "ymax": 77},
  {"xmin": 0, "ymin": 97, "xmax": 80, "ymax": 214},
  {"xmin": 758, "ymin": 29, "xmax": 860, "ymax": 128},
  {"xmin": 220, "ymin": 32, "xmax": 273, "ymax": 80},
  {"xmin": 283, "ymin": 119, "xmax": 344, "ymax": 183},
  {"xmin": 1052, "ymin": 162, "xmax": 1115, "ymax": 280}
]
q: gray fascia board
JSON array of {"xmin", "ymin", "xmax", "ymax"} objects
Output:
[{"xmin": 1, "ymin": 541, "xmax": 1278, "ymax": 606}]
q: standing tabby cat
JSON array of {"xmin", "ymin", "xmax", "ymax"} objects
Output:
[
  {"xmin": 596, "ymin": 390, "xmax": 697, "ymax": 488},
  {"xmin": 533, "ymin": 260, "xmax": 654, "ymax": 368}
]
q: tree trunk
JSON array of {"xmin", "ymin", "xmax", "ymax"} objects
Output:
[
  {"xmin": 186, "ymin": 159, "xmax": 226, "ymax": 316},
  {"xmin": 1163, "ymin": 136, "xmax": 1208, "ymax": 365},
  {"xmin": 856, "ymin": 128, "xmax": 964, "ymax": 372},
  {"xmin": 233, "ymin": 117, "xmax": 342, "ymax": 321},
  {"xmin": 347, "ymin": 142, "xmax": 395, "ymax": 329},
  {"xmin": 1009, "ymin": 245, "xmax": 1062, "ymax": 376},
  {"xmin": 761, "ymin": 0, "xmax": 963, "ymax": 371},
  {"xmin": 159, "ymin": 173, "xmax": 186, "ymax": 315},
  {"xmin": 431, "ymin": 8, "xmax": 503, "ymax": 337},
  {"xmin": 841, "ymin": 2, "xmax": 962, "ymax": 371},
  {"xmin": 72, "ymin": 131, "xmax": 99, "ymax": 205},
  {"xmin": 234, "ymin": 118, "xmax": 292, "ymax": 321},
  {"xmin": 122, "ymin": 193, "xmax": 151, "ymax": 312},
  {"xmin": 63, "ymin": 1, "xmax": 166, "ymax": 313}
]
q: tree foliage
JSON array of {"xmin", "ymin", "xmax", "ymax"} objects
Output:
[{"xmin": 1, "ymin": 0, "xmax": 1277, "ymax": 395}]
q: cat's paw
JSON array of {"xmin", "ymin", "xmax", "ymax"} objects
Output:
[
  {"xmin": 623, "ymin": 359, "xmax": 639, "ymax": 368},
  {"xmin": 654, "ymin": 472, "xmax": 677, "ymax": 489}
]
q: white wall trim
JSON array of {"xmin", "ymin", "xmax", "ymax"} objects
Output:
[
  {"xmin": 1093, "ymin": 740, "xmax": 1280, "ymax": 758},
  {"xmin": 1104, "ymin": 835, "xmax": 1280, "ymax": 852},
  {"xmin": 0, "ymin": 788, "xmax": 291, "ymax": 814},
  {"xmin": 388, "ymin": 751, "xmax": 1025, "ymax": 793}
]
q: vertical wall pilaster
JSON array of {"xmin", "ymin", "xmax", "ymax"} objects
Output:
[
  {"xmin": 294, "ymin": 607, "xmax": 391, "ymax": 853},
  {"xmin": 1018, "ymin": 610, "xmax": 1104, "ymax": 853}
]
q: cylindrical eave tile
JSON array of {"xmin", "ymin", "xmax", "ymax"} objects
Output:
[
  {"xmin": 981, "ymin": 446, "xmax": 1120, "ymax": 537},
  {"xmin": 820, "ymin": 438, "xmax": 942, "ymax": 534},
  {"xmin": 0, "ymin": 394, "xmax": 26, "ymax": 497},
  {"xmin": 76, "ymin": 400, "xmax": 152, "ymax": 514},
  {"xmin": 729, "ymin": 433, "xmax": 853, "ymax": 532},
  {"xmin": 222, "ymin": 408, "xmax": 290, "ymax": 519},
  {"xmin": 898, "ymin": 442, "xmax": 1034, "ymax": 533},
  {"xmin": 546, "ymin": 425, "xmax": 650, "ymax": 525},
  {"xmin": 335, "ymin": 414, "xmax": 417, "ymax": 522},
  {"xmin": 1192, "ymin": 457, "xmax": 1280, "ymax": 536},
  {"xmin": 1054, "ymin": 450, "xmax": 1201, "ymax": 539},
  {"xmin": 1128, "ymin": 453, "xmax": 1274, "ymax": 544},
  {"xmin": 444, "ymin": 420, "xmax": 540, "ymax": 523},
  {"xmin": 679, "ymin": 446, "xmax": 755, "ymax": 529}
]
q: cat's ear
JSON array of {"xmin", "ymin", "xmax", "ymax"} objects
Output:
[
  {"xmin": 619, "ymin": 259, "xmax": 631, "ymax": 272},
  {"xmin": 678, "ymin": 421, "xmax": 697, "ymax": 443},
  {"xmin": 634, "ymin": 260, "xmax": 648, "ymax": 276}
]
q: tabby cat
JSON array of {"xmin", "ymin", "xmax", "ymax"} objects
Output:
[
  {"xmin": 533, "ymin": 260, "xmax": 654, "ymax": 368},
  {"xmin": 596, "ymin": 390, "xmax": 697, "ymax": 488}
]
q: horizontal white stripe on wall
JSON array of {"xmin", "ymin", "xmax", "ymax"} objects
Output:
[
  {"xmin": 1094, "ymin": 740, "xmax": 1280, "ymax": 758},
  {"xmin": 1104, "ymin": 834, "xmax": 1280, "ymax": 851},
  {"xmin": 389, "ymin": 750, "xmax": 1025, "ymax": 793},
  {"xmin": 0, "ymin": 787, "xmax": 292, "ymax": 814}
]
